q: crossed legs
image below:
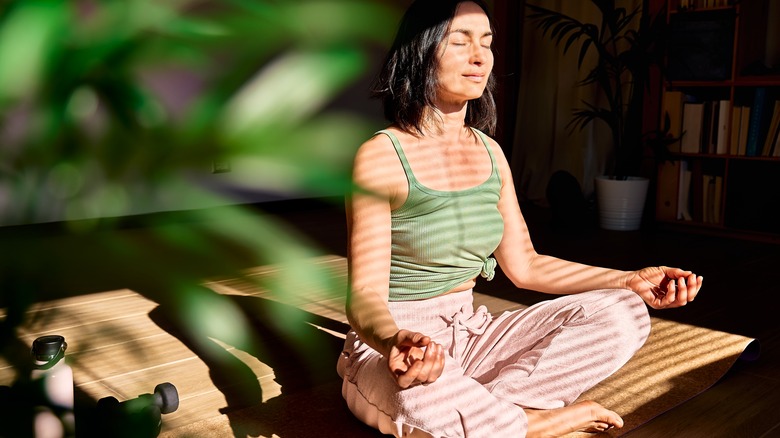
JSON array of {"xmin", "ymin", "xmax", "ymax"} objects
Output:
[{"xmin": 338, "ymin": 289, "xmax": 651, "ymax": 437}]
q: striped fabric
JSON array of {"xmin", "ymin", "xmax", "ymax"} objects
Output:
[
  {"xmin": 337, "ymin": 289, "xmax": 650, "ymax": 437},
  {"xmin": 380, "ymin": 129, "xmax": 505, "ymax": 302}
]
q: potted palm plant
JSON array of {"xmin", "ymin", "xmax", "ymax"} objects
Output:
[{"xmin": 526, "ymin": 0, "xmax": 674, "ymax": 230}]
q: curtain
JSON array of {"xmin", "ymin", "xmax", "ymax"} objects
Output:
[{"xmin": 511, "ymin": 0, "xmax": 642, "ymax": 205}]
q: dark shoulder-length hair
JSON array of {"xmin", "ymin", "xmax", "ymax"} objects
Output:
[{"xmin": 372, "ymin": 0, "xmax": 497, "ymax": 136}]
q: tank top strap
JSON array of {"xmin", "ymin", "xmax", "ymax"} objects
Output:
[
  {"xmin": 376, "ymin": 130, "xmax": 418, "ymax": 184},
  {"xmin": 470, "ymin": 128, "xmax": 501, "ymax": 184}
]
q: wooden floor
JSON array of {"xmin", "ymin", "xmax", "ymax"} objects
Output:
[
  {"xmin": 0, "ymin": 257, "xmax": 525, "ymax": 437},
  {"xmin": 279, "ymin": 199, "xmax": 780, "ymax": 438},
  {"xmin": 506, "ymin": 204, "xmax": 780, "ymax": 438},
  {"xmin": 1, "ymin": 198, "xmax": 779, "ymax": 437}
]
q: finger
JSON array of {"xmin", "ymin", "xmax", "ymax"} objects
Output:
[
  {"xmin": 389, "ymin": 361, "xmax": 406, "ymax": 376},
  {"xmin": 674, "ymin": 276, "xmax": 689, "ymax": 306},
  {"xmin": 667, "ymin": 276, "xmax": 686, "ymax": 306},
  {"xmin": 661, "ymin": 276, "xmax": 677, "ymax": 306},
  {"xmin": 428, "ymin": 344, "xmax": 446, "ymax": 382},
  {"xmin": 388, "ymin": 354, "xmax": 410, "ymax": 377},
  {"xmin": 687, "ymin": 274, "xmax": 702, "ymax": 301},
  {"xmin": 396, "ymin": 360, "xmax": 424, "ymax": 389},
  {"xmin": 401, "ymin": 332, "xmax": 430, "ymax": 348},
  {"xmin": 414, "ymin": 333, "xmax": 431, "ymax": 345},
  {"xmin": 417, "ymin": 343, "xmax": 443, "ymax": 382},
  {"xmin": 422, "ymin": 342, "xmax": 437, "ymax": 363},
  {"xmin": 665, "ymin": 267, "xmax": 691, "ymax": 278},
  {"xmin": 415, "ymin": 348, "xmax": 435, "ymax": 383}
]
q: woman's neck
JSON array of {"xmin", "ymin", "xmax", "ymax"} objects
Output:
[{"xmin": 422, "ymin": 103, "xmax": 470, "ymax": 140}]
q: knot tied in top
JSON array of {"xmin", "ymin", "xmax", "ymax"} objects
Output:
[{"xmin": 480, "ymin": 257, "xmax": 497, "ymax": 281}]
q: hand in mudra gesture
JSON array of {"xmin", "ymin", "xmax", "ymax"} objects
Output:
[
  {"xmin": 630, "ymin": 266, "xmax": 703, "ymax": 309},
  {"xmin": 387, "ymin": 330, "xmax": 445, "ymax": 389}
]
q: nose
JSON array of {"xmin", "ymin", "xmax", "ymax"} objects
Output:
[{"xmin": 471, "ymin": 45, "xmax": 489, "ymax": 66}]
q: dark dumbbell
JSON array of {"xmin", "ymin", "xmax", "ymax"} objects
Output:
[{"xmin": 95, "ymin": 382, "xmax": 179, "ymax": 438}]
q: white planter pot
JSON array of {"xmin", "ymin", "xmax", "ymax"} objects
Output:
[{"xmin": 594, "ymin": 176, "xmax": 650, "ymax": 231}]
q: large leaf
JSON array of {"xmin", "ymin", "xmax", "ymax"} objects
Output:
[{"xmin": 0, "ymin": 0, "xmax": 400, "ymax": 398}]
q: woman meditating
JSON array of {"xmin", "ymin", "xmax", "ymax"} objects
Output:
[{"xmin": 337, "ymin": 1, "xmax": 703, "ymax": 436}]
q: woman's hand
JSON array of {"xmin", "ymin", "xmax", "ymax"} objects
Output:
[
  {"xmin": 629, "ymin": 266, "xmax": 703, "ymax": 309},
  {"xmin": 387, "ymin": 330, "xmax": 445, "ymax": 388}
]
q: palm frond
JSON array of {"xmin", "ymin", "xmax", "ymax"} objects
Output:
[
  {"xmin": 567, "ymin": 101, "xmax": 615, "ymax": 133},
  {"xmin": 527, "ymin": 1, "xmax": 673, "ymax": 178},
  {"xmin": 526, "ymin": 4, "xmax": 591, "ymax": 55}
]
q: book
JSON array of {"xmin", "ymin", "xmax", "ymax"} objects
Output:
[
  {"xmin": 656, "ymin": 160, "xmax": 680, "ymax": 221},
  {"xmin": 761, "ymin": 100, "xmax": 780, "ymax": 156},
  {"xmin": 737, "ymin": 106, "xmax": 751, "ymax": 156},
  {"xmin": 662, "ymin": 91, "xmax": 685, "ymax": 153},
  {"xmin": 773, "ymin": 121, "xmax": 780, "ymax": 157},
  {"xmin": 681, "ymin": 102, "xmax": 705, "ymax": 153},
  {"xmin": 701, "ymin": 100, "xmax": 714, "ymax": 153},
  {"xmin": 729, "ymin": 105, "xmax": 742, "ymax": 155},
  {"xmin": 745, "ymin": 87, "xmax": 768, "ymax": 156},
  {"xmin": 702, "ymin": 174, "xmax": 712, "ymax": 223},
  {"xmin": 677, "ymin": 161, "xmax": 693, "ymax": 221},
  {"xmin": 714, "ymin": 175, "xmax": 723, "ymax": 224},
  {"xmin": 715, "ymin": 99, "xmax": 730, "ymax": 154},
  {"xmin": 702, "ymin": 174, "xmax": 721, "ymax": 224}
]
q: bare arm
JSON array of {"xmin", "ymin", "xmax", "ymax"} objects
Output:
[
  {"xmin": 488, "ymin": 139, "xmax": 702, "ymax": 308},
  {"xmin": 345, "ymin": 134, "xmax": 446, "ymax": 387},
  {"xmin": 345, "ymin": 135, "xmax": 400, "ymax": 357}
]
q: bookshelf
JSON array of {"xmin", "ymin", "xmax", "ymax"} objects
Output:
[{"xmin": 654, "ymin": 0, "xmax": 780, "ymax": 242}]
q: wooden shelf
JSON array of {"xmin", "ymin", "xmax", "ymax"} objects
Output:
[
  {"xmin": 654, "ymin": 0, "xmax": 780, "ymax": 242},
  {"xmin": 669, "ymin": 77, "xmax": 780, "ymax": 87},
  {"xmin": 655, "ymin": 218, "xmax": 780, "ymax": 244},
  {"xmin": 669, "ymin": 5, "xmax": 735, "ymax": 14},
  {"xmin": 672, "ymin": 152, "xmax": 780, "ymax": 161},
  {"xmin": 733, "ymin": 75, "xmax": 780, "ymax": 86}
]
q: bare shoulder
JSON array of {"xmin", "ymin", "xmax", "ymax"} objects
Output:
[
  {"xmin": 353, "ymin": 128, "xmax": 407, "ymax": 199},
  {"xmin": 356, "ymin": 130, "xmax": 394, "ymax": 160},
  {"xmin": 478, "ymin": 132, "xmax": 508, "ymax": 162},
  {"xmin": 354, "ymin": 131, "xmax": 397, "ymax": 176},
  {"xmin": 477, "ymin": 132, "xmax": 512, "ymax": 179}
]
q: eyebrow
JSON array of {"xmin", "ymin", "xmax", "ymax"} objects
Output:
[{"xmin": 450, "ymin": 29, "xmax": 493, "ymax": 38}]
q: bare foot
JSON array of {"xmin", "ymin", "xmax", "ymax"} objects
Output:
[{"xmin": 525, "ymin": 400, "xmax": 623, "ymax": 438}]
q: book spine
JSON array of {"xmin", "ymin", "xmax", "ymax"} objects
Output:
[
  {"xmin": 729, "ymin": 106, "xmax": 742, "ymax": 155},
  {"xmin": 738, "ymin": 106, "xmax": 751, "ymax": 156},
  {"xmin": 716, "ymin": 100, "xmax": 729, "ymax": 154},
  {"xmin": 681, "ymin": 101, "xmax": 704, "ymax": 153},
  {"xmin": 657, "ymin": 160, "xmax": 680, "ymax": 221},
  {"xmin": 746, "ymin": 87, "xmax": 767, "ymax": 157},
  {"xmin": 762, "ymin": 100, "xmax": 780, "ymax": 156}
]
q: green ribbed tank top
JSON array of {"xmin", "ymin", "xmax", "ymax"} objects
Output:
[{"xmin": 380, "ymin": 128, "xmax": 504, "ymax": 301}]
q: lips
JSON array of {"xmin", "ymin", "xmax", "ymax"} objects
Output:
[{"xmin": 463, "ymin": 73, "xmax": 485, "ymax": 81}]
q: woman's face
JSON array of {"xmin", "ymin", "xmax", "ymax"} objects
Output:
[{"xmin": 435, "ymin": 1, "xmax": 493, "ymax": 109}]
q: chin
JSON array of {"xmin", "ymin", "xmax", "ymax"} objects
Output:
[{"xmin": 467, "ymin": 91, "xmax": 486, "ymax": 101}]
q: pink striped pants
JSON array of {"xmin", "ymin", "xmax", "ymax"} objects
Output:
[{"xmin": 337, "ymin": 289, "xmax": 651, "ymax": 437}]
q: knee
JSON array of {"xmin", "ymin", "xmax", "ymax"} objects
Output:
[
  {"xmin": 578, "ymin": 289, "xmax": 650, "ymax": 357},
  {"xmin": 606, "ymin": 289, "xmax": 651, "ymax": 352},
  {"xmin": 390, "ymin": 384, "xmax": 525, "ymax": 438},
  {"xmin": 388, "ymin": 390, "xmax": 461, "ymax": 437}
]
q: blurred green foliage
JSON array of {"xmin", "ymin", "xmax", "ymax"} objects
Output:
[{"xmin": 0, "ymin": 0, "xmax": 400, "ymax": 394}]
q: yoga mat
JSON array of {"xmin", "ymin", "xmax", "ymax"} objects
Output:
[
  {"xmin": 566, "ymin": 318, "xmax": 758, "ymax": 437},
  {"xmin": 163, "ymin": 256, "xmax": 757, "ymax": 437},
  {"xmin": 162, "ymin": 317, "xmax": 756, "ymax": 438}
]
